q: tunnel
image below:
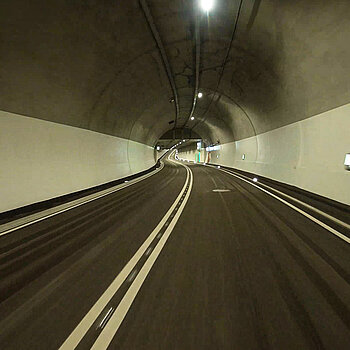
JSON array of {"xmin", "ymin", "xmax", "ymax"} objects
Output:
[{"xmin": 0, "ymin": 0, "xmax": 349, "ymax": 349}]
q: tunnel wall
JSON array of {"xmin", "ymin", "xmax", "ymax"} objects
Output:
[
  {"xmin": 0, "ymin": 110, "xmax": 156, "ymax": 213},
  {"xmin": 180, "ymin": 104, "xmax": 350, "ymax": 205}
]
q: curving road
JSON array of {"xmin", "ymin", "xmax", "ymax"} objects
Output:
[{"xmin": 0, "ymin": 153, "xmax": 350, "ymax": 349}]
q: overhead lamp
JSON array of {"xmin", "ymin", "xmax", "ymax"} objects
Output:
[
  {"xmin": 198, "ymin": 92, "xmax": 203, "ymax": 98},
  {"xmin": 200, "ymin": 0, "xmax": 214, "ymax": 12},
  {"xmin": 191, "ymin": 116, "xmax": 195, "ymax": 120}
]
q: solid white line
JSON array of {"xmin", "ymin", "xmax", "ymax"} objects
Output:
[
  {"xmin": 219, "ymin": 168, "xmax": 350, "ymax": 231},
  {"xmin": 215, "ymin": 167, "xmax": 350, "ymax": 244},
  {"xmin": 59, "ymin": 155, "xmax": 189, "ymax": 350},
  {"xmin": 91, "ymin": 164, "xmax": 193, "ymax": 349},
  {"xmin": 99, "ymin": 307, "xmax": 114, "ymax": 329},
  {"xmin": 0, "ymin": 162, "xmax": 164, "ymax": 237}
]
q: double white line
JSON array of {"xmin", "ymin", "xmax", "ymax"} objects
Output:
[{"xmin": 60, "ymin": 158, "xmax": 193, "ymax": 349}]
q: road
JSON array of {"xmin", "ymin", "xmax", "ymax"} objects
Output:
[{"xmin": 0, "ymin": 153, "xmax": 349, "ymax": 349}]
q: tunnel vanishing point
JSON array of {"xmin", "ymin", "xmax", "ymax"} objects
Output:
[{"xmin": 0, "ymin": 1, "xmax": 350, "ymax": 349}]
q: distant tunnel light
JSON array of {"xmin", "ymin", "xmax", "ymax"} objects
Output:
[
  {"xmin": 200, "ymin": 0, "xmax": 214, "ymax": 12},
  {"xmin": 198, "ymin": 92, "xmax": 203, "ymax": 98},
  {"xmin": 253, "ymin": 177, "xmax": 258, "ymax": 183}
]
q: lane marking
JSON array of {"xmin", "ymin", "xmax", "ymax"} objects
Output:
[
  {"xmin": 209, "ymin": 166, "xmax": 350, "ymax": 244},
  {"xmin": 91, "ymin": 164, "xmax": 193, "ymax": 349},
  {"xmin": 212, "ymin": 189, "xmax": 230, "ymax": 193},
  {"xmin": 59, "ymin": 154, "xmax": 191, "ymax": 349},
  {"xmin": 145, "ymin": 247, "xmax": 152, "ymax": 256},
  {"xmin": 0, "ymin": 162, "xmax": 165, "ymax": 237},
  {"xmin": 98, "ymin": 307, "xmax": 114, "ymax": 330},
  {"xmin": 216, "ymin": 168, "xmax": 350, "ymax": 231},
  {"xmin": 127, "ymin": 269, "xmax": 138, "ymax": 283}
]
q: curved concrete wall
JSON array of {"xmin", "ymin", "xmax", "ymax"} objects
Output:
[
  {"xmin": 179, "ymin": 103, "xmax": 350, "ymax": 205},
  {"xmin": 0, "ymin": 111, "xmax": 156, "ymax": 213}
]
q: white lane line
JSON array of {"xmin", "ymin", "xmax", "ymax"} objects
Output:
[
  {"xmin": 59, "ymin": 156, "xmax": 189, "ymax": 350},
  {"xmin": 98, "ymin": 307, "xmax": 114, "ymax": 329},
  {"xmin": 214, "ymin": 167, "xmax": 350, "ymax": 244},
  {"xmin": 0, "ymin": 162, "xmax": 164, "ymax": 237},
  {"xmin": 91, "ymin": 165, "xmax": 193, "ymax": 349},
  {"xmin": 217, "ymin": 168, "xmax": 350, "ymax": 231},
  {"xmin": 145, "ymin": 247, "xmax": 152, "ymax": 256},
  {"xmin": 127, "ymin": 269, "xmax": 138, "ymax": 283}
]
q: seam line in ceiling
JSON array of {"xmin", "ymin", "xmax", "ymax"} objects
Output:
[
  {"xmin": 183, "ymin": 9, "xmax": 201, "ymax": 128},
  {"xmin": 139, "ymin": 0, "xmax": 180, "ymax": 130},
  {"xmin": 191, "ymin": 0, "xmax": 244, "ymax": 132}
]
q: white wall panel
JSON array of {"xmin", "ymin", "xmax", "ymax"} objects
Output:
[
  {"xmin": 179, "ymin": 103, "xmax": 350, "ymax": 205},
  {"xmin": 0, "ymin": 111, "xmax": 155, "ymax": 212}
]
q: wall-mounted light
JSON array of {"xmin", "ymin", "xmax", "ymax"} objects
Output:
[
  {"xmin": 242, "ymin": 154, "xmax": 246, "ymax": 160},
  {"xmin": 198, "ymin": 92, "xmax": 203, "ymax": 98},
  {"xmin": 345, "ymin": 153, "xmax": 350, "ymax": 170},
  {"xmin": 191, "ymin": 116, "xmax": 195, "ymax": 120},
  {"xmin": 200, "ymin": 0, "xmax": 214, "ymax": 12},
  {"xmin": 156, "ymin": 146, "xmax": 161, "ymax": 151},
  {"xmin": 206, "ymin": 145, "xmax": 220, "ymax": 152}
]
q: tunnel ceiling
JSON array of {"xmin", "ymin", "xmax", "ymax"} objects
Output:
[{"xmin": 1, "ymin": 0, "xmax": 349, "ymax": 146}]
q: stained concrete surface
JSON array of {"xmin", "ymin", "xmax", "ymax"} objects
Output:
[
  {"xmin": 1, "ymin": 0, "xmax": 349, "ymax": 145},
  {"xmin": 0, "ymin": 158, "xmax": 349, "ymax": 349}
]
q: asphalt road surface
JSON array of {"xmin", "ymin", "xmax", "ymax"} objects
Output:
[{"xmin": 0, "ymin": 154, "xmax": 349, "ymax": 349}]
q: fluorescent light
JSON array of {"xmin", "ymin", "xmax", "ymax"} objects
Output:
[
  {"xmin": 345, "ymin": 153, "xmax": 350, "ymax": 166},
  {"xmin": 198, "ymin": 92, "xmax": 203, "ymax": 98},
  {"xmin": 200, "ymin": 0, "xmax": 214, "ymax": 12}
]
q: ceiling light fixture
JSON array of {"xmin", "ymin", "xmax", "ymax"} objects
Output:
[{"xmin": 200, "ymin": 0, "xmax": 214, "ymax": 12}]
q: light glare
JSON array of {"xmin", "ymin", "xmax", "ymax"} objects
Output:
[{"xmin": 200, "ymin": 0, "xmax": 214, "ymax": 12}]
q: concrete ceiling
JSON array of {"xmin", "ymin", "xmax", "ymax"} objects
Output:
[{"xmin": 1, "ymin": 0, "xmax": 349, "ymax": 146}]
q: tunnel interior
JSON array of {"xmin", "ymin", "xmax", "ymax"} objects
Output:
[
  {"xmin": 1, "ymin": 0, "xmax": 350, "ymax": 211},
  {"xmin": 2, "ymin": 0, "xmax": 349, "ymax": 146},
  {"xmin": 1, "ymin": 2, "xmax": 350, "ymax": 349}
]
